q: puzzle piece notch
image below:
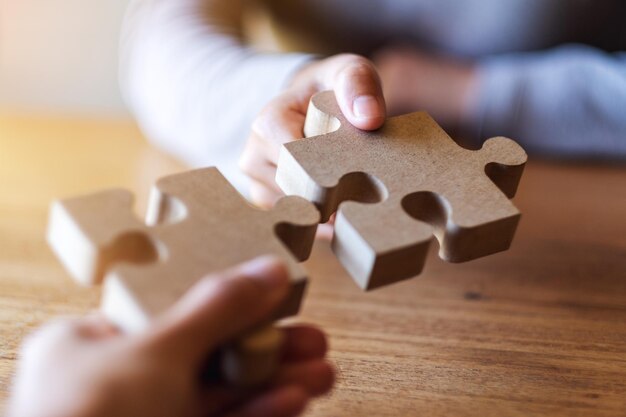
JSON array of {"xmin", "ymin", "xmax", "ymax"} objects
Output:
[
  {"xmin": 482, "ymin": 139, "xmax": 527, "ymax": 199},
  {"xmin": 277, "ymin": 91, "xmax": 527, "ymax": 290},
  {"xmin": 332, "ymin": 198, "xmax": 432, "ymax": 290},
  {"xmin": 48, "ymin": 189, "xmax": 158, "ymax": 286},
  {"xmin": 47, "ymin": 167, "xmax": 320, "ymax": 384}
]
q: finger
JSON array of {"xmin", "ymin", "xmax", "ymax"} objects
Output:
[
  {"xmin": 238, "ymin": 139, "xmax": 283, "ymax": 198},
  {"xmin": 73, "ymin": 313, "xmax": 120, "ymax": 340},
  {"xmin": 318, "ymin": 54, "xmax": 386, "ymax": 130},
  {"xmin": 316, "ymin": 212, "xmax": 336, "ymax": 240},
  {"xmin": 239, "ymin": 93, "xmax": 306, "ymax": 195},
  {"xmin": 225, "ymin": 385, "xmax": 308, "ymax": 417},
  {"xmin": 239, "ymin": 134, "xmax": 280, "ymax": 184},
  {"xmin": 195, "ymin": 382, "xmax": 307, "ymax": 417},
  {"xmin": 273, "ymin": 360, "xmax": 335, "ymax": 397},
  {"xmin": 239, "ymin": 134, "xmax": 285, "ymax": 209},
  {"xmin": 195, "ymin": 326, "xmax": 327, "ymax": 414},
  {"xmin": 19, "ymin": 318, "xmax": 79, "ymax": 356},
  {"xmin": 249, "ymin": 179, "xmax": 283, "ymax": 209},
  {"xmin": 146, "ymin": 256, "xmax": 291, "ymax": 363},
  {"xmin": 281, "ymin": 325, "xmax": 328, "ymax": 363},
  {"xmin": 196, "ymin": 361, "xmax": 332, "ymax": 416},
  {"xmin": 315, "ymin": 224, "xmax": 334, "ymax": 241},
  {"xmin": 250, "ymin": 92, "xmax": 308, "ymax": 162},
  {"xmin": 194, "ymin": 386, "xmax": 243, "ymax": 417},
  {"xmin": 28, "ymin": 315, "xmax": 118, "ymax": 347}
]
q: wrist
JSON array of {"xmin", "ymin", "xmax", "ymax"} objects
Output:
[{"xmin": 417, "ymin": 58, "xmax": 478, "ymax": 131}]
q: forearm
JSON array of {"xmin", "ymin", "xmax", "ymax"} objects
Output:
[
  {"xmin": 120, "ymin": 0, "xmax": 314, "ymax": 191},
  {"xmin": 469, "ymin": 45, "xmax": 626, "ymax": 159}
]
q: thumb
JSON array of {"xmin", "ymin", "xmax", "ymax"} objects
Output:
[
  {"xmin": 320, "ymin": 54, "xmax": 386, "ymax": 130},
  {"xmin": 144, "ymin": 256, "xmax": 290, "ymax": 363}
]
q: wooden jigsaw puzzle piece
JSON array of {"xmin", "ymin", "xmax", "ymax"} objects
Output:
[
  {"xmin": 276, "ymin": 91, "xmax": 527, "ymax": 290},
  {"xmin": 48, "ymin": 188, "xmax": 156, "ymax": 286},
  {"xmin": 100, "ymin": 168, "xmax": 319, "ymax": 331},
  {"xmin": 333, "ymin": 199, "xmax": 432, "ymax": 290},
  {"xmin": 277, "ymin": 92, "xmax": 363, "ymax": 222},
  {"xmin": 47, "ymin": 167, "xmax": 320, "ymax": 385},
  {"xmin": 480, "ymin": 136, "xmax": 528, "ymax": 199},
  {"xmin": 418, "ymin": 135, "xmax": 527, "ymax": 262}
]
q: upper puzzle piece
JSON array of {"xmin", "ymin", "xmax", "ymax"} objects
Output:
[
  {"xmin": 47, "ymin": 167, "xmax": 319, "ymax": 331},
  {"xmin": 276, "ymin": 91, "xmax": 527, "ymax": 290}
]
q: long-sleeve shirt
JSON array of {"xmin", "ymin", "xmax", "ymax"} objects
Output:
[{"xmin": 120, "ymin": 0, "xmax": 626, "ymax": 192}]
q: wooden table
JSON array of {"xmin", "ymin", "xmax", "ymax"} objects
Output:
[{"xmin": 1, "ymin": 114, "xmax": 625, "ymax": 416}]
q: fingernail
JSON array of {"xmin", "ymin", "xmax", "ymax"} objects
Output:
[
  {"xmin": 353, "ymin": 95, "xmax": 382, "ymax": 119},
  {"xmin": 239, "ymin": 256, "xmax": 288, "ymax": 289}
]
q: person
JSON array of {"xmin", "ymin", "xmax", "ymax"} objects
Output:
[
  {"xmin": 9, "ymin": 1, "xmax": 626, "ymax": 415},
  {"xmin": 120, "ymin": 0, "xmax": 626, "ymax": 208},
  {"xmin": 7, "ymin": 257, "xmax": 334, "ymax": 417}
]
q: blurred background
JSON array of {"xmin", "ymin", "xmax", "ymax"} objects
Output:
[
  {"xmin": 0, "ymin": 0, "xmax": 130, "ymax": 116},
  {"xmin": 0, "ymin": 2, "xmax": 625, "ymax": 416}
]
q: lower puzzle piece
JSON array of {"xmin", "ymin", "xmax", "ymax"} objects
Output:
[
  {"xmin": 47, "ymin": 167, "xmax": 319, "ymax": 385},
  {"xmin": 277, "ymin": 91, "xmax": 527, "ymax": 290}
]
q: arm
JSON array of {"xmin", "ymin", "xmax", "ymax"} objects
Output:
[
  {"xmin": 8, "ymin": 257, "xmax": 333, "ymax": 417},
  {"xmin": 471, "ymin": 45, "xmax": 626, "ymax": 158},
  {"xmin": 375, "ymin": 44, "xmax": 626, "ymax": 159},
  {"xmin": 120, "ymin": 0, "xmax": 314, "ymax": 191},
  {"xmin": 121, "ymin": 0, "xmax": 386, "ymax": 199}
]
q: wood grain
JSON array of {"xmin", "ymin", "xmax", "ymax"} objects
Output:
[{"xmin": 1, "ymin": 114, "xmax": 625, "ymax": 416}]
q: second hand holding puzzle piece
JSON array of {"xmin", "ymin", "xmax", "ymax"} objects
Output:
[{"xmin": 47, "ymin": 167, "xmax": 319, "ymax": 385}]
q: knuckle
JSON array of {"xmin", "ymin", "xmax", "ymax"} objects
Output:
[
  {"xmin": 21, "ymin": 319, "xmax": 75, "ymax": 354},
  {"xmin": 334, "ymin": 61, "xmax": 381, "ymax": 91},
  {"xmin": 335, "ymin": 53, "xmax": 369, "ymax": 65},
  {"xmin": 238, "ymin": 143, "xmax": 254, "ymax": 173},
  {"xmin": 212, "ymin": 274, "xmax": 265, "ymax": 306},
  {"xmin": 252, "ymin": 107, "xmax": 283, "ymax": 139},
  {"xmin": 251, "ymin": 113, "xmax": 270, "ymax": 137},
  {"xmin": 238, "ymin": 148, "xmax": 253, "ymax": 174},
  {"xmin": 39, "ymin": 318, "xmax": 76, "ymax": 338},
  {"xmin": 252, "ymin": 98, "xmax": 283, "ymax": 136},
  {"xmin": 338, "ymin": 55, "xmax": 375, "ymax": 73},
  {"xmin": 250, "ymin": 185, "xmax": 276, "ymax": 209},
  {"xmin": 342, "ymin": 62, "xmax": 376, "ymax": 79}
]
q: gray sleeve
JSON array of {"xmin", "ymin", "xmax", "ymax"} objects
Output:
[
  {"xmin": 469, "ymin": 44, "xmax": 626, "ymax": 159},
  {"xmin": 119, "ymin": 0, "xmax": 314, "ymax": 192}
]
